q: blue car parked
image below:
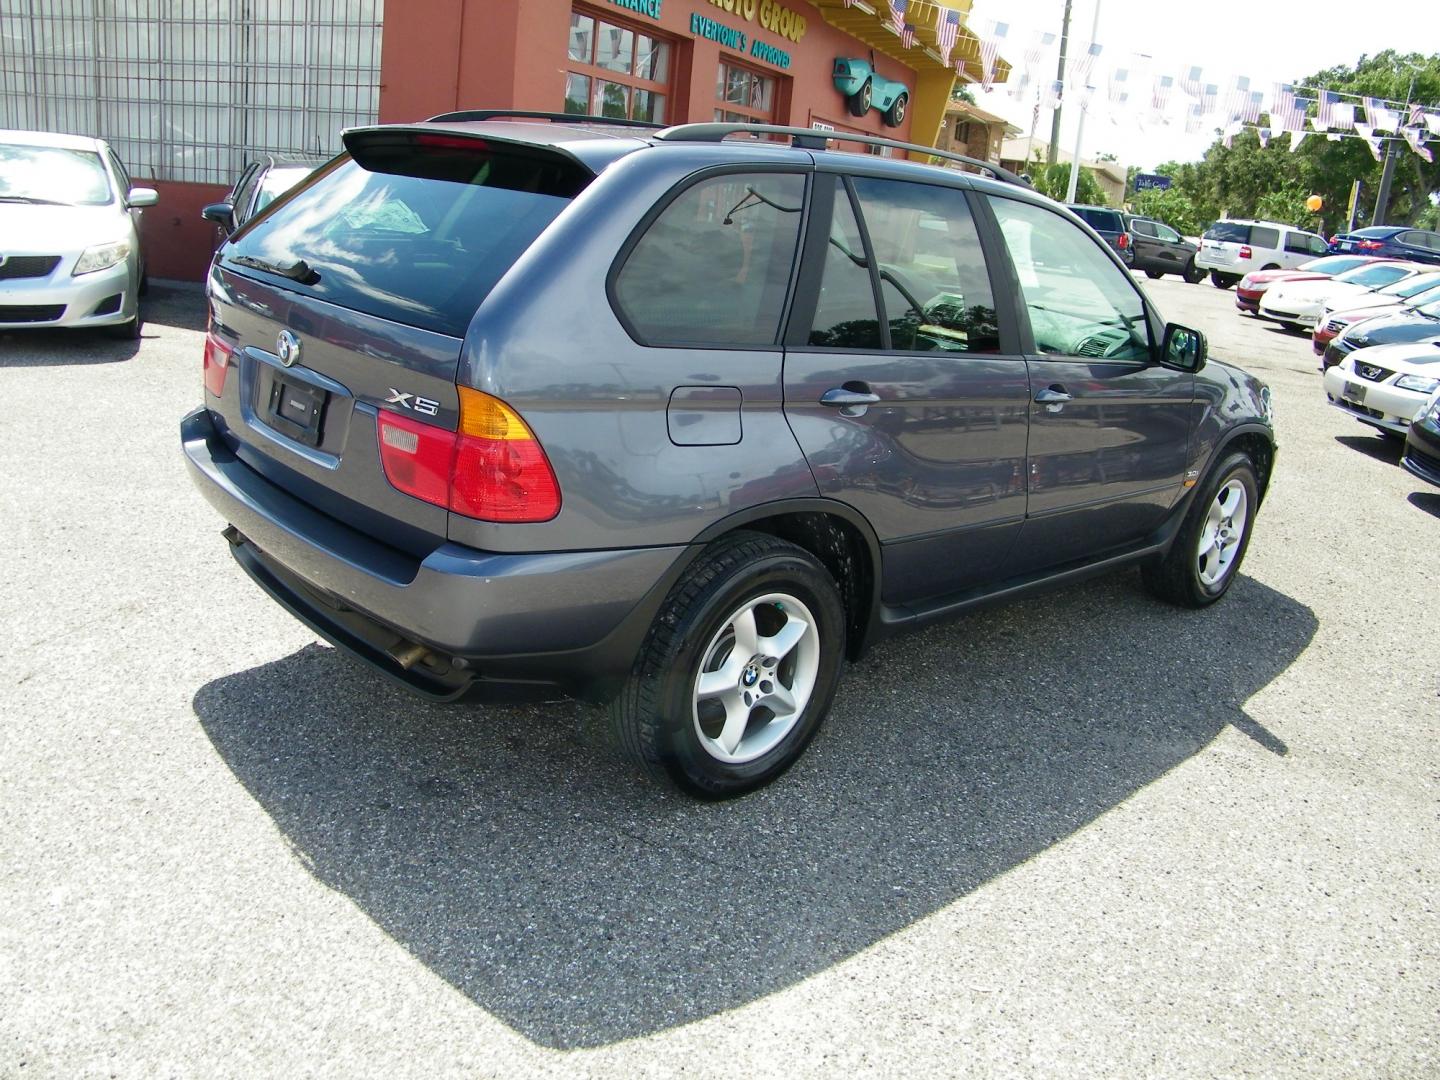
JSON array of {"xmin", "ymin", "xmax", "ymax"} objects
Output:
[{"xmin": 1328, "ymin": 225, "xmax": 1440, "ymax": 266}]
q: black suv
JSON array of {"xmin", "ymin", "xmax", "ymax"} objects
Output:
[
  {"xmin": 1067, "ymin": 204, "xmax": 1134, "ymax": 267},
  {"xmin": 183, "ymin": 114, "xmax": 1277, "ymax": 798},
  {"xmin": 1124, "ymin": 214, "xmax": 1202, "ymax": 282}
]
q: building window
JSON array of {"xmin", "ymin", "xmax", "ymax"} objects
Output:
[
  {"xmin": 714, "ymin": 61, "xmax": 776, "ymax": 124},
  {"xmin": 565, "ymin": 10, "xmax": 670, "ymax": 123}
]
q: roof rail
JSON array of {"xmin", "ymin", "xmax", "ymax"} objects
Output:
[
  {"xmin": 426, "ymin": 109, "xmax": 666, "ymax": 129},
  {"xmin": 653, "ymin": 123, "xmax": 1032, "ymax": 187}
]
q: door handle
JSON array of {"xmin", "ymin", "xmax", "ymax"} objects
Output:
[
  {"xmin": 820, "ymin": 386, "xmax": 881, "ymax": 417},
  {"xmin": 1034, "ymin": 386, "xmax": 1072, "ymax": 404}
]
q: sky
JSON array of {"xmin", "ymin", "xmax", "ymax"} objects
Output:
[{"xmin": 964, "ymin": 0, "xmax": 1440, "ymax": 171}]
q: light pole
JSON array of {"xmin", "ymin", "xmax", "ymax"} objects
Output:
[
  {"xmin": 1046, "ymin": 0, "xmax": 1073, "ymax": 166},
  {"xmin": 1064, "ymin": 0, "xmax": 1103, "ymax": 203},
  {"xmin": 1373, "ymin": 64, "xmax": 1420, "ymax": 226}
]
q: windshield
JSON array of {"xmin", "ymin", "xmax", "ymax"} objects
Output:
[
  {"xmin": 0, "ymin": 143, "xmax": 114, "ymax": 205},
  {"xmin": 1334, "ymin": 264, "xmax": 1413, "ymax": 289},
  {"xmin": 1383, "ymin": 273, "xmax": 1440, "ymax": 297},
  {"xmin": 253, "ymin": 166, "xmax": 314, "ymax": 215},
  {"xmin": 1299, "ymin": 255, "xmax": 1371, "ymax": 274},
  {"xmin": 1403, "ymin": 284, "xmax": 1440, "ymax": 309}
]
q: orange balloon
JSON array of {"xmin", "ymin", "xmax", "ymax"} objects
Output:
[{"xmin": 1306, "ymin": 194, "xmax": 1323, "ymax": 212}]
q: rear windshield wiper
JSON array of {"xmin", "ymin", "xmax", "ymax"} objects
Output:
[{"xmin": 230, "ymin": 253, "xmax": 320, "ymax": 284}]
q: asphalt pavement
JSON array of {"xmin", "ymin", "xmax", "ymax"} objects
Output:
[{"xmin": 1, "ymin": 275, "xmax": 1436, "ymax": 1078}]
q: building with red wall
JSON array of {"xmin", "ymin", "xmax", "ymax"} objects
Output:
[{"xmin": 2, "ymin": 1, "xmax": 1005, "ymax": 281}]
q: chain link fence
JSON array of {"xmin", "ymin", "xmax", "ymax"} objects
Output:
[{"xmin": 0, "ymin": 0, "xmax": 382, "ymax": 184}]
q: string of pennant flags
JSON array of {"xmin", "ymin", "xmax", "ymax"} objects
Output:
[{"xmin": 867, "ymin": 2, "xmax": 1439, "ymax": 164}]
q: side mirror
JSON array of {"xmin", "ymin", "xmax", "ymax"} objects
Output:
[
  {"xmin": 202, "ymin": 201, "xmax": 236, "ymax": 235},
  {"xmin": 126, "ymin": 186, "xmax": 159, "ymax": 208},
  {"xmin": 1161, "ymin": 322, "xmax": 1207, "ymax": 373}
]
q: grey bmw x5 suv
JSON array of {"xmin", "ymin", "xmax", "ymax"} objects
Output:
[{"xmin": 183, "ymin": 112, "xmax": 1276, "ymax": 798}]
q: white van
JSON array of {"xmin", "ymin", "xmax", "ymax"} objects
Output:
[{"xmin": 1197, "ymin": 219, "xmax": 1329, "ymax": 289}]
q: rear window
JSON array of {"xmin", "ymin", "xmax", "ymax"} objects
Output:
[
  {"xmin": 222, "ymin": 136, "xmax": 590, "ymax": 336},
  {"xmin": 1204, "ymin": 222, "xmax": 1251, "ymax": 243},
  {"xmin": 1071, "ymin": 207, "xmax": 1122, "ymax": 233}
]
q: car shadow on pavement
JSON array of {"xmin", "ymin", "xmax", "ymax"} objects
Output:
[
  {"xmin": 1407, "ymin": 491, "xmax": 1440, "ymax": 518},
  {"xmin": 0, "ymin": 324, "xmax": 142, "ymax": 365},
  {"xmin": 1334, "ymin": 433, "xmax": 1404, "ymax": 464},
  {"xmin": 142, "ymin": 279, "xmax": 207, "ymax": 332},
  {"xmin": 192, "ymin": 571, "xmax": 1314, "ymax": 1050}
]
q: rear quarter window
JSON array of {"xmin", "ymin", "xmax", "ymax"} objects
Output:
[
  {"xmin": 1251, "ymin": 226, "xmax": 1280, "ymax": 249},
  {"xmin": 222, "ymin": 137, "xmax": 589, "ymax": 337},
  {"xmin": 613, "ymin": 172, "xmax": 805, "ymax": 347}
]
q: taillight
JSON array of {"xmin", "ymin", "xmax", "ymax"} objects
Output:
[
  {"xmin": 376, "ymin": 387, "xmax": 561, "ymax": 523},
  {"xmin": 203, "ymin": 326, "xmax": 233, "ymax": 397},
  {"xmin": 1357, "ymin": 240, "xmax": 1383, "ymax": 251},
  {"xmin": 1117, "ymin": 232, "xmax": 1129, "ymax": 249},
  {"xmin": 1239, "ymin": 245, "xmax": 1253, "ymax": 259}
]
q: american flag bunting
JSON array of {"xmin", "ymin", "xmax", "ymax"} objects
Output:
[{"xmin": 936, "ymin": 9, "xmax": 960, "ymax": 66}]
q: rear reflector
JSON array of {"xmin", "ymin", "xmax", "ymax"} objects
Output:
[
  {"xmin": 376, "ymin": 387, "xmax": 561, "ymax": 523},
  {"xmin": 203, "ymin": 328, "xmax": 233, "ymax": 398}
]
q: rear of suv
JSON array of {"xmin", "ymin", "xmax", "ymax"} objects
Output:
[
  {"xmin": 1067, "ymin": 204, "xmax": 1133, "ymax": 267},
  {"xmin": 184, "ymin": 114, "xmax": 1276, "ymax": 798},
  {"xmin": 1197, "ymin": 219, "xmax": 1328, "ymax": 288}
]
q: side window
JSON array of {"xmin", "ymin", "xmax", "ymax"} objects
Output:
[
  {"xmin": 1308, "ymin": 234, "xmax": 1329, "ymax": 255},
  {"xmin": 1251, "ymin": 226, "xmax": 1280, "ymax": 249},
  {"xmin": 849, "ymin": 177, "xmax": 1000, "ymax": 353},
  {"xmin": 990, "ymin": 195, "xmax": 1151, "ymax": 362},
  {"xmin": 614, "ymin": 172, "xmax": 804, "ymax": 347},
  {"xmin": 808, "ymin": 181, "xmax": 883, "ymax": 349},
  {"xmin": 1131, "ymin": 219, "xmax": 1157, "ymax": 238},
  {"xmin": 1284, "ymin": 232, "xmax": 1311, "ymax": 254},
  {"xmin": 230, "ymin": 165, "xmax": 264, "ymax": 223},
  {"xmin": 1156, "ymin": 224, "xmax": 1182, "ymax": 243}
]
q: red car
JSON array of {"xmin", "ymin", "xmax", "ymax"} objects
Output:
[{"xmin": 1234, "ymin": 254, "xmax": 1387, "ymax": 315}]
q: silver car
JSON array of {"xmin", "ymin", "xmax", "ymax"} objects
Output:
[{"xmin": 0, "ymin": 129, "xmax": 157, "ymax": 339}]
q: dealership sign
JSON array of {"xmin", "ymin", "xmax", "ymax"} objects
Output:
[{"xmin": 1134, "ymin": 173, "xmax": 1172, "ymax": 192}]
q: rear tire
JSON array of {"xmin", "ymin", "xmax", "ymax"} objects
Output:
[
  {"xmin": 1143, "ymin": 452, "xmax": 1258, "ymax": 608},
  {"xmin": 610, "ymin": 531, "xmax": 846, "ymax": 799},
  {"xmin": 1184, "ymin": 259, "xmax": 1205, "ymax": 284},
  {"xmin": 848, "ymin": 80, "xmax": 872, "ymax": 118},
  {"xmin": 1145, "ymin": 269, "xmax": 1164, "ymax": 280},
  {"xmin": 1210, "ymin": 271, "xmax": 1239, "ymax": 289}
]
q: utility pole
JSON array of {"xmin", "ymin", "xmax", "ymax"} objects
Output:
[
  {"xmin": 1046, "ymin": 0, "xmax": 1073, "ymax": 166},
  {"xmin": 1373, "ymin": 68, "xmax": 1418, "ymax": 226},
  {"xmin": 1064, "ymin": 0, "xmax": 1103, "ymax": 203}
]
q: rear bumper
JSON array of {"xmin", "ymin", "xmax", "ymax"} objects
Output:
[{"xmin": 181, "ymin": 407, "xmax": 688, "ymax": 701}]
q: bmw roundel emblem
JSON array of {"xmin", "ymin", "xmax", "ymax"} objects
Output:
[{"xmin": 276, "ymin": 329, "xmax": 301, "ymax": 367}]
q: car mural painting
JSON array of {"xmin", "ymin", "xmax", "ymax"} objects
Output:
[{"xmin": 832, "ymin": 58, "xmax": 910, "ymax": 127}]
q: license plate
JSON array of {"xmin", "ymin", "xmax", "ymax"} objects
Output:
[
  {"xmin": 265, "ymin": 372, "xmax": 328, "ymax": 447},
  {"xmin": 1344, "ymin": 381, "xmax": 1367, "ymax": 404}
]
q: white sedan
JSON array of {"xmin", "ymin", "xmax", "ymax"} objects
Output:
[
  {"xmin": 1260, "ymin": 261, "xmax": 1425, "ymax": 331},
  {"xmin": 0, "ymin": 129, "xmax": 157, "ymax": 339},
  {"xmin": 1323, "ymin": 340, "xmax": 1440, "ymax": 437}
]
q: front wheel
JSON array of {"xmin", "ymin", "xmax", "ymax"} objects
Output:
[
  {"xmin": 1143, "ymin": 452, "xmax": 1258, "ymax": 607},
  {"xmin": 885, "ymin": 92, "xmax": 908, "ymax": 127},
  {"xmin": 1145, "ymin": 269, "xmax": 1164, "ymax": 280},
  {"xmin": 610, "ymin": 532, "xmax": 846, "ymax": 798}
]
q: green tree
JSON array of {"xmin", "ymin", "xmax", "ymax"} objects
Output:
[
  {"xmin": 1132, "ymin": 187, "xmax": 1204, "ymax": 235},
  {"xmin": 1026, "ymin": 157, "xmax": 1109, "ymax": 205},
  {"xmin": 1163, "ymin": 51, "xmax": 1440, "ymax": 230}
]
